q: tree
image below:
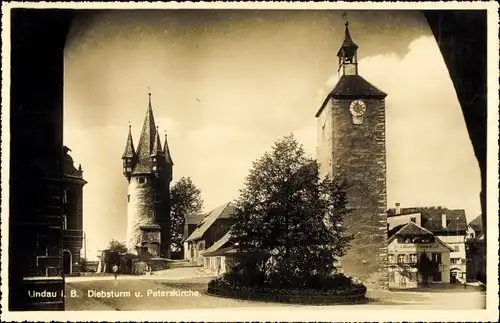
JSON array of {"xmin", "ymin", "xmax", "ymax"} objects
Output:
[
  {"xmin": 170, "ymin": 177, "xmax": 203, "ymax": 250},
  {"xmin": 416, "ymin": 253, "xmax": 438, "ymax": 286},
  {"xmin": 107, "ymin": 239, "xmax": 127, "ymax": 253},
  {"xmin": 230, "ymin": 134, "xmax": 353, "ymax": 285}
]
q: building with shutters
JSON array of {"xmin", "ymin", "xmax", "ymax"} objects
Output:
[
  {"xmin": 387, "ymin": 221, "xmax": 453, "ymax": 289},
  {"xmin": 387, "ymin": 204, "xmax": 470, "ymax": 283}
]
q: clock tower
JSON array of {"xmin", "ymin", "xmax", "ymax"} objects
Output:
[{"xmin": 315, "ymin": 17, "xmax": 389, "ymax": 289}]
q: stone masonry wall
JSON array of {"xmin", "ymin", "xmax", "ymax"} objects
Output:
[{"xmin": 329, "ymin": 98, "xmax": 388, "ymax": 290}]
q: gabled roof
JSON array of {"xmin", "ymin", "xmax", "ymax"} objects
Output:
[
  {"xmin": 185, "ymin": 202, "xmax": 237, "ymax": 242},
  {"xmin": 389, "ymin": 221, "xmax": 434, "ymax": 241},
  {"xmin": 185, "ymin": 212, "xmax": 206, "ymax": 225},
  {"xmin": 388, "ymin": 222, "xmax": 454, "ymax": 251},
  {"xmin": 202, "ymin": 231, "xmax": 232, "ymax": 256},
  {"xmin": 387, "ymin": 207, "xmax": 468, "ymax": 234}
]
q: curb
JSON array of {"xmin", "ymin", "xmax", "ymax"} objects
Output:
[{"xmin": 206, "ymin": 286, "xmax": 368, "ymax": 305}]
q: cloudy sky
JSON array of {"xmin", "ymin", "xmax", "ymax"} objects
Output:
[{"xmin": 63, "ymin": 10, "xmax": 481, "ymax": 260}]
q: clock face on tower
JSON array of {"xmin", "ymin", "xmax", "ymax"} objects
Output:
[{"xmin": 349, "ymin": 100, "xmax": 366, "ymax": 124}]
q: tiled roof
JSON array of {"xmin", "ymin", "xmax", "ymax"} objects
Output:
[
  {"xmin": 185, "ymin": 202, "xmax": 237, "ymax": 242},
  {"xmin": 122, "ymin": 126, "xmax": 136, "ymax": 159},
  {"xmin": 387, "ymin": 207, "xmax": 468, "ymax": 233},
  {"xmin": 133, "ymin": 98, "xmax": 157, "ymax": 175},
  {"xmin": 468, "ymin": 214, "xmax": 483, "ymax": 234},
  {"xmin": 396, "ymin": 221, "xmax": 434, "ymax": 237},
  {"xmin": 202, "ymin": 231, "xmax": 232, "ymax": 256},
  {"xmin": 185, "ymin": 212, "xmax": 206, "ymax": 225},
  {"xmin": 315, "ymin": 75, "xmax": 387, "ymax": 117},
  {"xmin": 163, "ymin": 133, "xmax": 174, "ymax": 165},
  {"xmin": 151, "ymin": 129, "xmax": 164, "ymax": 157},
  {"xmin": 331, "ymin": 75, "xmax": 387, "ymax": 99}
]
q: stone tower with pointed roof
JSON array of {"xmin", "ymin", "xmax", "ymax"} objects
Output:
[
  {"xmin": 122, "ymin": 93, "xmax": 173, "ymax": 258},
  {"xmin": 315, "ymin": 17, "xmax": 389, "ymax": 289}
]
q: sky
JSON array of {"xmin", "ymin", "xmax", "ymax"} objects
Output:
[{"xmin": 63, "ymin": 10, "xmax": 481, "ymax": 260}]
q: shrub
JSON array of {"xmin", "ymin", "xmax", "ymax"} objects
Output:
[{"xmin": 208, "ymin": 271, "xmax": 366, "ymax": 297}]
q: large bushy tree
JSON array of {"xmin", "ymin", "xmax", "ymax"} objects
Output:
[
  {"xmin": 170, "ymin": 176, "xmax": 203, "ymax": 250},
  {"xmin": 107, "ymin": 239, "xmax": 128, "ymax": 253},
  {"xmin": 230, "ymin": 134, "xmax": 353, "ymax": 285}
]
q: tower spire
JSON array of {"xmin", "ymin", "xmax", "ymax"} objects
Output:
[
  {"xmin": 337, "ymin": 12, "xmax": 359, "ymax": 76},
  {"xmin": 163, "ymin": 131, "xmax": 174, "ymax": 165},
  {"xmin": 122, "ymin": 122, "xmax": 136, "ymax": 159},
  {"xmin": 134, "ymin": 91, "xmax": 158, "ymax": 174},
  {"xmin": 151, "ymin": 126, "xmax": 164, "ymax": 157}
]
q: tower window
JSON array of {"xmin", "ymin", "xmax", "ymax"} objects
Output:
[
  {"xmin": 138, "ymin": 177, "xmax": 147, "ymax": 184},
  {"xmin": 63, "ymin": 189, "xmax": 68, "ymax": 204},
  {"xmin": 62, "ymin": 214, "xmax": 67, "ymax": 230}
]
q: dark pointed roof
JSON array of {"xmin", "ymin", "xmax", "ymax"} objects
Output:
[
  {"xmin": 163, "ymin": 133, "xmax": 174, "ymax": 165},
  {"xmin": 133, "ymin": 93, "xmax": 158, "ymax": 174},
  {"xmin": 468, "ymin": 214, "xmax": 483, "ymax": 234},
  {"xmin": 151, "ymin": 127, "xmax": 164, "ymax": 157},
  {"xmin": 315, "ymin": 75, "xmax": 387, "ymax": 117},
  {"xmin": 122, "ymin": 125, "xmax": 136, "ymax": 159},
  {"xmin": 337, "ymin": 21, "xmax": 359, "ymax": 57}
]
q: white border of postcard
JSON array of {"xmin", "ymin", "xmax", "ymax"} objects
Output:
[{"xmin": 1, "ymin": 1, "xmax": 499, "ymax": 322}]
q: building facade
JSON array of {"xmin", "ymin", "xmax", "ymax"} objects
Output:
[
  {"xmin": 388, "ymin": 222, "xmax": 453, "ymax": 289},
  {"xmin": 9, "ymin": 9, "xmax": 72, "ymax": 311},
  {"xmin": 62, "ymin": 146, "xmax": 87, "ymax": 275},
  {"xmin": 184, "ymin": 202, "xmax": 237, "ymax": 266},
  {"xmin": 122, "ymin": 93, "xmax": 174, "ymax": 258},
  {"xmin": 315, "ymin": 19, "xmax": 389, "ymax": 289},
  {"xmin": 388, "ymin": 205, "xmax": 469, "ymax": 283}
]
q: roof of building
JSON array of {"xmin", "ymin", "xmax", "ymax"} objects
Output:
[
  {"xmin": 133, "ymin": 95, "xmax": 158, "ymax": 174},
  {"xmin": 468, "ymin": 214, "xmax": 483, "ymax": 234},
  {"xmin": 336, "ymin": 21, "xmax": 359, "ymax": 57},
  {"xmin": 185, "ymin": 212, "xmax": 206, "ymax": 225},
  {"xmin": 185, "ymin": 202, "xmax": 237, "ymax": 242},
  {"xmin": 388, "ymin": 221, "xmax": 434, "ymax": 240},
  {"xmin": 202, "ymin": 231, "xmax": 232, "ymax": 256},
  {"xmin": 163, "ymin": 133, "xmax": 174, "ymax": 165},
  {"xmin": 388, "ymin": 222, "xmax": 454, "ymax": 251},
  {"xmin": 122, "ymin": 125, "xmax": 136, "ymax": 159},
  {"xmin": 387, "ymin": 207, "xmax": 468, "ymax": 234},
  {"xmin": 315, "ymin": 75, "xmax": 387, "ymax": 117}
]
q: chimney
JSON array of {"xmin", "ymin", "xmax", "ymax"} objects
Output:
[
  {"xmin": 441, "ymin": 213, "xmax": 447, "ymax": 229},
  {"xmin": 395, "ymin": 202, "xmax": 401, "ymax": 214}
]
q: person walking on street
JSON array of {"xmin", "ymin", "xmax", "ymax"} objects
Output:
[{"xmin": 112, "ymin": 264, "xmax": 119, "ymax": 279}]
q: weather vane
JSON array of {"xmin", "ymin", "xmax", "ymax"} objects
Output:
[{"xmin": 342, "ymin": 11, "xmax": 348, "ymax": 25}]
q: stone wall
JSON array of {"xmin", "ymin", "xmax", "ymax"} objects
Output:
[{"xmin": 318, "ymin": 98, "xmax": 388, "ymax": 290}]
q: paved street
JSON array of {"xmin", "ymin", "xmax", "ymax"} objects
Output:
[{"xmin": 65, "ymin": 268, "xmax": 486, "ymax": 311}]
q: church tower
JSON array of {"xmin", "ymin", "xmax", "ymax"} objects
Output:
[
  {"xmin": 315, "ymin": 16, "xmax": 389, "ymax": 289},
  {"xmin": 122, "ymin": 92, "xmax": 173, "ymax": 258}
]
